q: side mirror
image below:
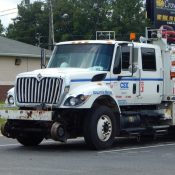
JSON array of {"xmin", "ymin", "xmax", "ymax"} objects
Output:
[
  {"xmin": 113, "ymin": 66, "xmax": 121, "ymax": 74},
  {"xmin": 113, "ymin": 46, "xmax": 122, "ymax": 74},
  {"xmin": 128, "ymin": 43, "xmax": 135, "ymax": 75},
  {"xmin": 128, "ymin": 43, "xmax": 134, "ymax": 65},
  {"xmin": 128, "ymin": 64, "xmax": 138, "ymax": 73}
]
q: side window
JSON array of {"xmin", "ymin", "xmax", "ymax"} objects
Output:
[
  {"xmin": 121, "ymin": 46, "xmax": 130, "ymax": 70},
  {"xmin": 113, "ymin": 45, "xmax": 139, "ymax": 74},
  {"xmin": 141, "ymin": 48, "xmax": 156, "ymax": 71}
]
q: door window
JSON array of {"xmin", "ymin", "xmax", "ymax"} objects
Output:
[
  {"xmin": 121, "ymin": 46, "xmax": 130, "ymax": 70},
  {"xmin": 141, "ymin": 48, "xmax": 156, "ymax": 71}
]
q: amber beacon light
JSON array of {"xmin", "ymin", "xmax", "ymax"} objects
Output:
[{"xmin": 130, "ymin": 32, "xmax": 136, "ymax": 41}]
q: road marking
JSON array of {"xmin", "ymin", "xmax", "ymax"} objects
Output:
[
  {"xmin": 0, "ymin": 143, "xmax": 19, "ymax": 147},
  {"xmin": 98, "ymin": 142, "xmax": 175, "ymax": 154}
]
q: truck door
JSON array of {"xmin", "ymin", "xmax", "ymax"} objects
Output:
[
  {"xmin": 136, "ymin": 47, "xmax": 163, "ymax": 104},
  {"xmin": 110, "ymin": 44, "xmax": 139, "ymax": 106}
]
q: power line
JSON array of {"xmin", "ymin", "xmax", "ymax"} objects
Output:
[
  {"xmin": 0, "ymin": 8, "xmax": 17, "ymax": 13},
  {"xmin": 0, "ymin": 12, "xmax": 17, "ymax": 17}
]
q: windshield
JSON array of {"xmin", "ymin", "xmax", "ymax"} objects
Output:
[{"xmin": 47, "ymin": 44, "xmax": 114, "ymax": 71}]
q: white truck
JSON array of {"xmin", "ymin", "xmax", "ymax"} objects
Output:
[{"xmin": 1, "ymin": 29, "xmax": 175, "ymax": 150}]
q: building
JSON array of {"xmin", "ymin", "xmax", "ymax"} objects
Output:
[{"xmin": 0, "ymin": 36, "xmax": 51, "ymax": 101}]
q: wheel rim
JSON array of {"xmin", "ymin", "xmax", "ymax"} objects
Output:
[{"xmin": 97, "ymin": 115, "xmax": 112, "ymax": 142}]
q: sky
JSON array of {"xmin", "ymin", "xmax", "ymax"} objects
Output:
[{"xmin": 0, "ymin": 0, "xmax": 35, "ymax": 28}]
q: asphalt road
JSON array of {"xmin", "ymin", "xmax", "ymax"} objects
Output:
[{"xmin": 0, "ymin": 136, "xmax": 175, "ymax": 175}]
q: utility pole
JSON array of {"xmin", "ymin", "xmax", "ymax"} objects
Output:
[
  {"xmin": 48, "ymin": 0, "xmax": 54, "ymax": 50},
  {"xmin": 24, "ymin": 0, "xmax": 30, "ymax": 5}
]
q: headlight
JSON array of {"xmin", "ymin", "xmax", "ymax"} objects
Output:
[
  {"xmin": 69, "ymin": 97, "xmax": 77, "ymax": 106},
  {"xmin": 64, "ymin": 94, "xmax": 90, "ymax": 106},
  {"xmin": 8, "ymin": 95, "xmax": 14, "ymax": 105}
]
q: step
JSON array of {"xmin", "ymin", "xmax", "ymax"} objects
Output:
[{"xmin": 152, "ymin": 125, "xmax": 170, "ymax": 130}]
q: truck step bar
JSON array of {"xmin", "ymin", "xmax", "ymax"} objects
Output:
[{"xmin": 121, "ymin": 125, "xmax": 170, "ymax": 137}]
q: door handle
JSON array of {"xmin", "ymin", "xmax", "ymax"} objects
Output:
[
  {"xmin": 133, "ymin": 83, "xmax": 136, "ymax": 94},
  {"xmin": 157, "ymin": 84, "xmax": 159, "ymax": 93}
]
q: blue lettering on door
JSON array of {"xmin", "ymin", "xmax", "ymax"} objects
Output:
[{"xmin": 120, "ymin": 82, "xmax": 129, "ymax": 89}]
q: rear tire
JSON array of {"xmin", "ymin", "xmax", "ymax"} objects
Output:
[
  {"xmin": 84, "ymin": 106, "xmax": 116, "ymax": 150},
  {"xmin": 17, "ymin": 134, "xmax": 44, "ymax": 146}
]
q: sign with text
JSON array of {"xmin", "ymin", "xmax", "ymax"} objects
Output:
[
  {"xmin": 155, "ymin": 0, "xmax": 175, "ymax": 28},
  {"xmin": 147, "ymin": 0, "xmax": 175, "ymax": 29}
]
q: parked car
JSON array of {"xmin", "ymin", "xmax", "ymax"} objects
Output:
[
  {"xmin": 160, "ymin": 25, "xmax": 175, "ymax": 44},
  {"xmin": 5, "ymin": 87, "xmax": 15, "ymax": 106}
]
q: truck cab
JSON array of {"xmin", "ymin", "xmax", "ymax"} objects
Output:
[{"xmin": 0, "ymin": 31, "xmax": 175, "ymax": 150}]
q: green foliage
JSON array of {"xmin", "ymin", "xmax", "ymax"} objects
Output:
[
  {"xmin": 6, "ymin": 1, "xmax": 49, "ymax": 47},
  {"xmin": 0, "ymin": 118, "xmax": 6, "ymax": 127},
  {"xmin": 5, "ymin": 0, "xmax": 149, "ymax": 46},
  {"xmin": 0, "ymin": 20, "xmax": 4, "ymax": 36},
  {"xmin": 111, "ymin": 0, "xmax": 149, "ymax": 40}
]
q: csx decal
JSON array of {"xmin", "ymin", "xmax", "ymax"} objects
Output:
[{"xmin": 120, "ymin": 82, "xmax": 129, "ymax": 89}]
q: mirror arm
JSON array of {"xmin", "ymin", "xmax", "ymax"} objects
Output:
[{"xmin": 130, "ymin": 42, "xmax": 134, "ymax": 76}]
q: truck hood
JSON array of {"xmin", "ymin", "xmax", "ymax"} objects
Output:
[{"xmin": 17, "ymin": 68, "xmax": 108, "ymax": 83}]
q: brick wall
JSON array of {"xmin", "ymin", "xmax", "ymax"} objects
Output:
[{"xmin": 0, "ymin": 85, "xmax": 13, "ymax": 102}]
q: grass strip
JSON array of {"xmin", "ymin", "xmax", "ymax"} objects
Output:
[{"xmin": 0, "ymin": 118, "xmax": 6, "ymax": 127}]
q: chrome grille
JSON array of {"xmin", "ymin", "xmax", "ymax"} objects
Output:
[{"xmin": 16, "ymin": 77, "xmax": 63, "ymax": 104}]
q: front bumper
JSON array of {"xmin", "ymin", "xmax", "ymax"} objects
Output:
[{"xmin": 0, "ymin": 110, "xmax": 53, "ymax": 121}]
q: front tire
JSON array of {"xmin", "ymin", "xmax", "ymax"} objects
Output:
[
  {"xmin": 84, "ymin": 106, "xmax": 116, "ymax": 150},
  {"xmin": 17, "ymin": 134, "xmax": 44, "ymax": 146}
]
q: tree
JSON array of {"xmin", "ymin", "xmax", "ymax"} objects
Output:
[
  {"xmin": 111, "ymin": 0, "xmax": 149, "ymax": 40},
  {"xmin": 6, "ymin": 1, "xmax": 49, "ymax": 47},
  {"xmin": 53, "ymin": 0, "xmax": 148, "ymax": 41},
  {"xmin": 53, "ymin": 0, "xmax": 115, "ymax": 40},
  {"xmin": 5, "ymin": 0, "xmax": 148, "ymax": 46},
  {"xmin": 0, "ymin": 20, "xmax": 4, "ymax": 36}
]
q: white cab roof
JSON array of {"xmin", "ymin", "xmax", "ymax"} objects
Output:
[{"xmin": 56, "ymin": 40, "xmax": 160, "ymax": 50}]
